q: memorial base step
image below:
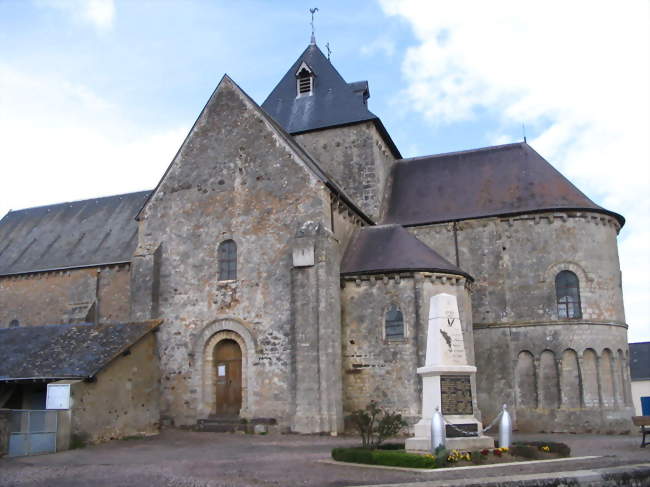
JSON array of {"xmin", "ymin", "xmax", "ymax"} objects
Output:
[{"xmin": 405, "ymin": 435, "xmax": 495, "ymax": 452}]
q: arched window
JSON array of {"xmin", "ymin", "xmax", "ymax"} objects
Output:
[
  {"xmin": 555, "ymin": 270, "xmax": 581, "ymax": 319},
  {"xmin": 385, "ymin": 304, "xmax": 404, "ymax": 340},
  {"xmin": 218, "ymin": 240, "xmax": 237, "ymax": 281},
  {"xmin": 9, "ymin": 319, "xmax": 19, "ymax": 328}
]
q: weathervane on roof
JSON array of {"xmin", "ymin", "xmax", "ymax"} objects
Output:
[{"xmin": 309, "ymin": 7, "xmax": 319, "ymax": 44}]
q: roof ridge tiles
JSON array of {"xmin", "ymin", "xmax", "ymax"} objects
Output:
[
  {"xmin": 398, "ymin": 142, "xmax": 525, "ymax": 164},
  {"xmin": 2, "ymin": 189, "xmax": 152, "ymax": 217}
]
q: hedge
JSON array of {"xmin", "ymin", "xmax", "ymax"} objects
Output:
[{"xmin": 331, "ymin": 447, "xmax": 437, "ymax": 468}]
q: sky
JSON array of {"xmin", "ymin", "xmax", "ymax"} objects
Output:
[{"xmin": 0, "ymin": 0, "xmax": 648, "ymax": 341}]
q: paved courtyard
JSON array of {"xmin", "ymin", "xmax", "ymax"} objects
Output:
[{"xmin": 1, "ymin": 430, "xmax": 649, "ymax": 487}]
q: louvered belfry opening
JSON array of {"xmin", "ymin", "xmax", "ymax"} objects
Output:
[{"xmin": 297, "ymin": 68, "xmax": 312, "ymax": 96}]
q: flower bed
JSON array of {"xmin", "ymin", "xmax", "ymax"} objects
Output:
[{"xmin": 331, "ymin": 443, "xmax": 570, "ymax": 469}]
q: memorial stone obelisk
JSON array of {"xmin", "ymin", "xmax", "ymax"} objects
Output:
[{"xmin": 406, "ymin": 293, "xmax": 494, "ymax": 451}]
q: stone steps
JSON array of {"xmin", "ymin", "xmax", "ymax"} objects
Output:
[{"xmin": 196, "ymin": 417, "xmax": 277, "ymax": 433}]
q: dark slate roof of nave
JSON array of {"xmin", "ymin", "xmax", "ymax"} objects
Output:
[
  {"xmin": 382, "ymin": 142, "xmax": 624, "ymax": 227},
  {"xmin": 0, "ymin": 191, "xmax": 150, "ymax": 276},
  {"xmin": 261, "ymin": 43, "xmax": 401, "ymax": 157},
  {"xmin": 630, "ymin": 342, "xmax": 650, "ymax": 381},
  {"xmin": 0, "ymin": 320, "xmax": 160, "ymax": 381},
  {"xmin": 341, "ymin": 224, "xmax": 471, "ymax": 279}
]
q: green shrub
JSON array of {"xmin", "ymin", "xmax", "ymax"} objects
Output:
[
  {"xmin": 377, "ymin": 442, "xmax": 405, "ymax": 450},
  {"xmin": 348, "ymin": 401, "xmax": 408, "ymax": 449},
  {"xmin": 332, "ymin": 447, "xmax": 437, "ymax": 468},
  {"xmin": 121, "ymin": 434, "xmax": 146, "ymax": 441},
  {"xmin": 434, "ymin": 445, "xmax": 449, "ymax": 467}
]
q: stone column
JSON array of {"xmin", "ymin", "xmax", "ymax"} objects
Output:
[{"xmin": 290, "ymin": 222, "xmax": 343, "ymax": 434}]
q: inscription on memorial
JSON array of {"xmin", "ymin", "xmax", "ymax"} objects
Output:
[{"xmin": 440, "ymin": 375, "xmax": 473, "ymax": 415}]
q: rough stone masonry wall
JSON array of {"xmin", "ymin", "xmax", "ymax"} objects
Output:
[
  {"xmin": 295, "ymin": 121, "xmax": 396, "ymax": 222},
  {"xmin": 341, "ymin": 273, "xmax": 476, "ymax": 429},
  {"xmin": 409, "ymin": 211, "xmax": 633, "ymax": 432},
  {"xmin": 133, "ymin": 79, "xmax": 341, "ymax": 430},
  {"xmin": 0, "ymin": 264, "xmax": 131, "ymax": 327},
  {"xmin": 67, "ymin": 331, "xmax": 160, "ymax": 444}
]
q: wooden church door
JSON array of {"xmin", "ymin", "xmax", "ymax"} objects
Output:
[{"xmin": 214, "ymin": 339, "xmax": 242, "ymax": 416}]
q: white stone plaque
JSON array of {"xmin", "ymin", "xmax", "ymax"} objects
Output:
[
  {"xmin": 46, "ymin": 383, "xmax": 70, "ymax": 410},
  {"xmin": 292, "ymin": 244, "xmax": 314, "ymax": 267}
]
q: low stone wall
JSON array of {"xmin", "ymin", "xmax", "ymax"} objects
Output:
[{"xmin": 0, "ymin": 408, "xmax": 10, "ymax": 457}]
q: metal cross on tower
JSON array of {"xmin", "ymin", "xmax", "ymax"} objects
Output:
[{"xmin": 309, "ymin": 8, "xmax": 319, "ymax": 44}]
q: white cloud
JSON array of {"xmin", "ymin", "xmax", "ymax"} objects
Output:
[
  {"xmin": 37, "ymin": 0, "xmax": 115, "ymax": 31},
  {"xmin": 0, "ymin": 63, "xmax": 186, "ymax": 217},
  {"xmin": 380, "ymin": 0, "xmax": 650, "ymax": 341},
  {"xmin": 361, "ymin": 38, "xmax": 397, "ymax": 58}
]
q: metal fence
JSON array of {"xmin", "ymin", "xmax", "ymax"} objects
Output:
[{"xmin": 8, "ymin": 410, "xmax": 58, "ymax": 457}]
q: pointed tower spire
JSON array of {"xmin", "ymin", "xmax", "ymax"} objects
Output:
[{"xmin": 309, "ymin": 8, "xmax": 319, "ymax": 44}]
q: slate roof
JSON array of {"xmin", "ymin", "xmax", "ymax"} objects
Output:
[
  {"xmin": 383, "ymin": 142, "xmax": 624, "ymax": 227},
  {"xmin": 261, "ymin": 43, "xmax": 401, "ymax": 157},
  {"xmin": 630, "ymin": 342, "xmax": 650, "ymax": 381},
  {"xmin": 0, "ymin": 321, "xmax": 160, "ymax": 381},
  {"xmin": 0, "ymin": 191, "xmax": 150, "ymax": 276},
  {"xmin": 341, "ymin": 224, "xmax": 471, "ymax": 279}
]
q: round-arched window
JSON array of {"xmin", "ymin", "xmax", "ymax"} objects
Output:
[
  {"xmin": 555, "ymin": 270, "xmax": 582, "ymax": 319},
  {"xmin": 385, "ymin": 304, "xmax": 404, "ymax": 340},
  {"xmin": 218, "ymin": 240, "xmax": 237, "ymax": 281}
]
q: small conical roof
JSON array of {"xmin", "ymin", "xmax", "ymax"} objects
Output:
[
  {"xmin": 341, "ymin": 224, "xmax": 471, "ymax": 279},
  {"xmin": 261, "ymin": 43, "xmax": 378, "ymax": 135}
]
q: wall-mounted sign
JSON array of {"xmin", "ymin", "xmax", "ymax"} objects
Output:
[
  {"xmin": 218, "ymin": 365, "xmax": 226, "ymax": 377},
  {"xmin": 46, "ymin": 383, "xmax": 71, "ymax": 410},
  {"xmin": 292, "ymin": 244, "xmax": 315, "ymax": 267}
]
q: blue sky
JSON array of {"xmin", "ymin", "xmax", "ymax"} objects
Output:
[{"xmin": 0, "ymin": 0, "xmax": 648, "ymax": 341}]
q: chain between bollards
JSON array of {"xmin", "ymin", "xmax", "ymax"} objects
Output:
[{"xmin": 430, "ymin": 404, "xmax": 512, "ymax": 445}]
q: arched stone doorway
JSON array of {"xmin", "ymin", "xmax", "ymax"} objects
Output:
[
  {"xmin": 192, "ymin": 319, "xmax": 256, "ymax": 420},
  {"xmin": 213, "ymin": 339, "xmax": 242, "ymax": 416}
]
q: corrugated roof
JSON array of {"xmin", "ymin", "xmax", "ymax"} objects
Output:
[
  {"xmin": 382, "ymin": 142, "xmax": 624, "ymax": 227},
  {"xmin": 630, "ymin": 342, "xmax": 650, "ymax": 381},
  {"xmin": 0, "ymin": 320, "xmax": 161, "ymax": 381},
  {"xmin": 341, "ymin": 224, "xmax": 471, "ymax": 279},
  {"xmin": 0, "ymin": 191, "xmax": 151, "ymax": 276},
  {"xmin": 261, "ymin": 43, "xmax": 400, "ymax": 157}
]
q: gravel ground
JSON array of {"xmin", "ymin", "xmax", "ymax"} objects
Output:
[{"xmin": 0, "ymin": 430, "xmax": 648, "ymax": 487}]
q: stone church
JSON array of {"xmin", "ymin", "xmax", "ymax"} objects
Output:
[{"xmin": 0, "ymin": 40, "xmax": 634, "ymax": 440}]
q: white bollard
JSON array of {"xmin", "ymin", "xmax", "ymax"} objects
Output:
[
  {"xmin": 499, "ymin": 404, "xmax": 512, "ymax": 449},
  {"xmin": 430, "ymin": 407, "xmax": 446, "ymax": 453}
]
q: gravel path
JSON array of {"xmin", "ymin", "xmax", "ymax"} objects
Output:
[{"xmin": 0, "ymin": 431, "xmax": 648, "ymax": 487}]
